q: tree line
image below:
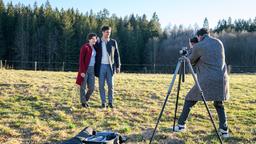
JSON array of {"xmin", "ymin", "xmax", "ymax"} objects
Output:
[{"xmin": 0, "ymin": 0, "xmax": 255, "ymax": 72}]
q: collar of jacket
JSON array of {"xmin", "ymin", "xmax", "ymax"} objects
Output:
[
  {"xmin": 101, "ymin": 37, "xmax": 110, "ymax": 43},
  {"xmin": 202, "ymin": 34, "xmax": 209, "ymax": 41},
  {"xmin": 85, "ymin": 43, "xmax": 93, "ymax": 49}
]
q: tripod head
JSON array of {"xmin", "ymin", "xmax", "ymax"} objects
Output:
[{"xmin": 179, "ymin": 46, "xmax": 192, "ymax": 82}]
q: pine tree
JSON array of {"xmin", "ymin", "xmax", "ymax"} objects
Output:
[
  {"xmin": 145, "ymin": 12, "xmax": 161, "ymax": 66},
  {"xmin": 203, "ymin": 17, "xmax": 209, "ymax": 30},
  {"xmin": 60, "ymin": 9, "xmax": 75, "ymax": 65},
  {"xmin": 0, "ymin": 0, "xmax": 6, "ymax": 59},
  {"xmin": 148, "ymin": 12, "xmax": 161, "ymax": 38},
  {"xmin": 14, "ymin": 3, "xmax": 30, "ymax": 68}
]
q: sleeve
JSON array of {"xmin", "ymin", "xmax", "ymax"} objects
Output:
[
  {"xmin": 79, "ymin": 46, "xmax": 86, "ymax": 73},
  {"xmin": 114, "ymin": 40, "xmax": 121, "ymax": 68},
  {"xmin": 188, "ymin": 43, "xmax": 202, "ymax": 66}
]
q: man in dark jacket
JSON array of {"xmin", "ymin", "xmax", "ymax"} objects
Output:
[
  {"xmin": 94, "ymin": 26, "xmax": 121, "ymax": 108},
  {"xmin": 174, "ymin": 28, "xmax": 230, "ymax": 138}
]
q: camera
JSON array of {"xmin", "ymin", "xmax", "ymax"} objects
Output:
[{"xmin": 179, "ymin": 47, "xmax": 190, "ymax": 56}]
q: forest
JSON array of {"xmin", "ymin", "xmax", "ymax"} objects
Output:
[{"xmin": 0, "ymin": 0, "xmax": 256, "ymax": 72}]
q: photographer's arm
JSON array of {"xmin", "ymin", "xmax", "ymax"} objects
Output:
[
  {"xmin": 189, "ymin": 39, "xmax": 193, "ymax": 48},
  {"xmin": 188, "ymin": 44, "xmax": 201, "ymax": 66}
]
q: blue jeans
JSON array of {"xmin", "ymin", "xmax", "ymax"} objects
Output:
[
  {"xmin": 99, "ymin": 64, "xmax": 113, "ymax": 104},
  {"xmin": 178, "ymin": 100, "xmax": 228, "ymax": 129},
  {"xmin": 80, "ymin": 66, "xmax": 95, "ymax": 104}
]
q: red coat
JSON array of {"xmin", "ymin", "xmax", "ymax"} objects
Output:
[{"xmin": 76, "ymin": 43, "xmax": 93, "ymax": 85}]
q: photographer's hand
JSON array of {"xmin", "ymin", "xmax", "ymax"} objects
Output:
[{"xmin": 189, "ymin": 39, "xmax": 193, "ymax": 48}]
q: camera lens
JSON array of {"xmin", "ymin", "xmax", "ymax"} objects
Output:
[{"xmin": 179, "ymin": 49, "xmax": 187, "ymax": 55}]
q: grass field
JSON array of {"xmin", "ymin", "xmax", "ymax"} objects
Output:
[{"xmin": 0, "ymin": 69, "xmax": 255, "ymax": 144}]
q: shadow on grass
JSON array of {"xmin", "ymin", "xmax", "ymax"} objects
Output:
[
  {"xmin": 126, "ymin": 128, "xmax": 185, "ymax": 144},
  {"xmin": 0, "ymin": 83, "xmax": 31, "ymax": 89},
  {"xmin": 201, "ymin": 130, "xmax": 251, "ymax": 143}
]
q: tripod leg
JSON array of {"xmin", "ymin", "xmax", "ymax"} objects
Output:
[
  {"xmin": 185, "ymin": 57, "xmax": 223, "ymax": 144},
  {"xmin": 173, "ymin": 67, "xmax": 183, "ymax": 131},
  {"xmin": 182, "ymin": 60, "xmax": 185, "ymax": 82},
  {"xmin": 149, "ymin": 60, "xmax": 182, "ymax": 144}
]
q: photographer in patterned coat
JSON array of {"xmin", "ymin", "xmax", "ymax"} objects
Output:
[{"xmin": 173, "ymin": 28, "xmax": 230, "ymax": 138}]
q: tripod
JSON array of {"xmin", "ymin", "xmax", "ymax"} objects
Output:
[{"xmin": 149, "ymin": 56, "xmax": 223, "ymax": 144}]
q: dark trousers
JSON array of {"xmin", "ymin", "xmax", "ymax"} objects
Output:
[{"xmin": 178, "ymin": 100, "xmax": 228, "ymax": 130}]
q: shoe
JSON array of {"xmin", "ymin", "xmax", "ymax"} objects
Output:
[
  {"xmin": 101, "ymin": 103, "xmax": 107, "ymax": 108},
  {"xmin": 82, "ymin": 102, "xmax": 89, "ymax": 108},
  {"xmin": 219, "ymin": 128, "xmax": 229, "ymax": 138},
  {"xmin": 173, "ymin": 124, "xmax": 186, "ymax": 132},
  {"xmin": 81, "ymin": 103, "xmax": 87, "ymax": 108},
  {"xmin": 108, "ymin": 103, "xmax": 114, "ymax": 108}
]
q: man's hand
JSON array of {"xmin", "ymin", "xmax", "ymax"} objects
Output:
[
  {"xmin": 189, "ymin": 39, "xmax": 193, "ymax": 48},
  {"xmin": 81, "ymin": 73, "xmax": 85, "ymax": 78},
  {"xmin": 116, "ymin": 68, "xmax": 120, "ymax": 73}
]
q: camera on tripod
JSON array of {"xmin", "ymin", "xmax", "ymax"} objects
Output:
[
  {"xmin": 179, "ymin": 47, "xmax": 190, "ymax": 56},
  {"xmin": 179, "ymin": 37, "xmax": 199, "ymax": 56}
]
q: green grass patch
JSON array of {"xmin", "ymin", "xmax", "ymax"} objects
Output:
[{"xmin": 0, "ymin": 70, "xmax": 255, "ymax": 143}]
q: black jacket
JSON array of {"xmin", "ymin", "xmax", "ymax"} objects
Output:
[{"xmin": 94, "ymin": 38, "xmax": 121, "ymax": 77}]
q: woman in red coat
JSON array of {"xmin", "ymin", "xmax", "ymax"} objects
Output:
[{"xmin": 76, "ymin": 33, "xmax": 97, "ymax": 108}]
